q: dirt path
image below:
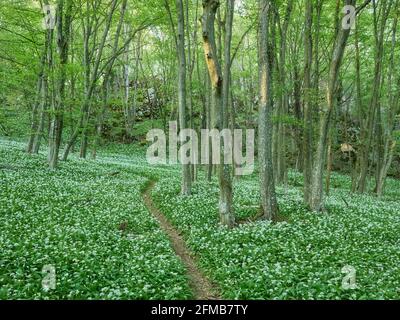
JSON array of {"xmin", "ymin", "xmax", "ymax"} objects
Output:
[{"xmin": 142, "ymin": 181, "xmax": 220, "ymax": 300}]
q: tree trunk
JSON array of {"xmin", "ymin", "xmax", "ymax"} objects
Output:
[
  {"xmin": 273, "ymin": 0, "xmax": 293, "ymax": 185},
  {"xmin": 48, "ymin": 0, "xmax": 72, "ymax": 169},
  {"xmin": 91, "ymin": 0, "xmax": 128, "ymax": 159},
  {"xmin": 258, "ymin": 0, "xmax": 279, "ymax": 221},
  {"xmin": 302, "ymin": 0, "xmax": 313, "ymax": 204},
  {"xmin": 309, "ymin": 0, "xmax": 355, "ymax": 211},
  {"xmin": 27, "ymin": 27, "xmax": 50, "ymax": 154},
  {"xmin": 32, "ymin": 74, "xmax": 49, "ymax": 154},
  {"xmin": 375, "ymin": 10, "xmax": 398, "ymax": 197},
  {"xmin": 62, "ymin": 0, "xmax": 119, "ymax": 161},
  {"xmin": 356, "ymin": 0, "xmax": 390, "ymax": 193},
  {"xmin": 293, "ymin": 64, "xmax": 303, "ymax": 172},
  {"xmin": 177, "ymin": 0, "xmax": 192, "ymax": 195},
  {"xmin": 202, "ymin": 0, "xmax": 235, "ymax": 227}
]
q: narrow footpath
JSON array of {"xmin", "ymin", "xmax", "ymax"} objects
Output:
[{"xmin": 142, "ymin": 181, "xmax": 220, "ymax": 300}]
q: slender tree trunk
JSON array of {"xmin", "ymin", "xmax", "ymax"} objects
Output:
[
  {"xmin": 376, "ymin": 141, "xmax": 396, "ymax": 197},
  {"xmin": 375, "ymin": 9, "xmax": 398, "ymax": 197},
  {"xmin": 32, "ymin": 27, "xmax": 52, "ymax": 155},
  {"xmin": 90, "ymin": 0, "xmax": 128, "ymax": 159},
  {"xmin": 122, "ymin": 23, "xmax": 133, "ymax": 139},
  {"xmin": 258, "ymin": 0, "xmax": 279, "ymax": 221},
  {"xmin": 202, "ymin": 0, "xmax": 235, "ymax": 227},
  {"xmin": 186, "ymin": 0, "xmax": 198, "ymax": 182},
  {"xmin": 273, "ymin": 0, "xmax": 293, "ymax": 185},
  {"xmin": 62, "ymin": 0, "xmax": 119, "ymax": 161},
  {"xmin": 352, "ymin": 22, "xmax": 363, "ymax": 192},
  {"xmin": 293, "ymin": 64, "xmax": 303, "ymax": 172},
  {"xmin": 303, "ymin": 0, "xmax": 313, "ymax": 204},
  {"xmin": 205, "ymin": 66, "xmax": 213, "ymax": 182},
  {"xmin": 309, "ymin": 0, "xmax": 355, "ymax": 211},
  {"xmin": 48, "ymin": 0, "xmax": 72, "ymax": 169},
  {"xmin": 357, "ymin": 0, "xmax": 390, "ymax": 193},
  {"xmin": 325, "ymin": 138, "xmax": 333, "ymax": 195},
  {"xmin": 131, "ymin": 33, "xmax": 141, "ymax": 131},
  {"xmin": 177, "ymin": 0, "xmax": 192, "ymax": 195},
  {"xmin": 32, "ymin": 74, "xmax": 49, "ymax": 154},
  {"xmin": 27, "ymin": 30, "xmax": 49, "ymax": 154}
]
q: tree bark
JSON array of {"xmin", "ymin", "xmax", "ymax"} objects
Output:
[
  {"xmin": 272, "ymin": 0, "xmax": 293, "ymax": 185},
  {"xmin": 27, "ymin": 25, "xmax": 50, "ymax": 154},
  {"xmin": 202, "ymin": 0, "xmax": 235, "ymax": 227},
  {"xmin": 258, "ymin": 0, "xmax": 279, "ymax": 221},
  {"xmin": 177, "ymin": 0, "xmax": 192, "ymax": 195},
  {"xmin": 48, "ymin": 0, "xmax": 72, "ymax": 169},
  {"xmin": 91, "ymin": 0, "xmax": 128, "ymax": 159},
  {"xmin": 309, "ymin": 0, "xmax": 355, "ymax": 211},
  {"xmin": 302, "ymin": 0, "xmax": 313, "ymax": 205},
  {"xmin": 62, "ymin": 0, "xmax": 119, "ymax": 161},
  {"xmin": 356, "ymin": 0, "xmax": 391, "ymax": 193},
  {"xmin": 375, "ymin": 8, "xmax": 398, "ymax": 197}
]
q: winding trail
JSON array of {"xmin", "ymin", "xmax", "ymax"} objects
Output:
[{"xmin": 142, "ymin": 181, "xmax": 220, "ymax": 300}]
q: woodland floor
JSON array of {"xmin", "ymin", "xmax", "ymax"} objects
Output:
[
  {"xmin": 0, "ymin": 138, "xmax": 399, "ymax": 300},
  {"xmin": 142, "ymin": 180, "xmax": 220, "ymax": 300}
]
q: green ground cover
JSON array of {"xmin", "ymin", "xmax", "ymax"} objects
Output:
[
  {"xmin": 1, "ymin": 139, "xmax": 399, "ymax": 299},
  {"xmin": 0, "ymin": 140, "xmax": 191, "ymax": 299}
]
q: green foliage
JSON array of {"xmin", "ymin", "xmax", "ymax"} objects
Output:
[
  {"xmin": 1, "ymin": 0, "xmax": 400, "ymax": 301},
  {"xmin": 0, "ymin": 140, "xmax": 191, "ymax": 299},
  {"xmin": 132, "ymin": 119, "xmax": 164, "ymax": 140},
  {"xmin": 1, "ymin": 139, "xmax": 400, "ymax": 300},
  {"xmin": 152, "ymin": 171, "xmax": 400, "ymax": 300}
]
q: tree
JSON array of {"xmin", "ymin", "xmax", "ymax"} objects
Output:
[
  {"xmin": 309, "ymin": 0, "xmax": 356, "ymax": 211},
  {"xmin": 176, "ymin": 0, "xmax": 192, "ymax": 195},
  {"xmin": 202, "ymin": 0, "xmax": 235, "ymax": 227},
  {"xmin": 356, "ymin": 0, "xmax": 392, "ymax": 193},
  {"xmin": 92, "ymin": 0, "xmax": 129, "ymax": 159},
  {"xmin": 48, "ymin": 0, "xmax": 73, "ymax": 169},
  {"xmin": 272, "ymin": 0, "xmax": 293, "ymax": 186},
  {"xmin": 302, "ymin": 0, "xmax": 313, "ymax": 205},
  {"xmin": 258, "ymin": 0, "xmax": 279, "ymax": 220},
  {"xmin": 375, "ymin": 1, "xmax": 399, "ymax": 197},
  {"xmin": 26, "ymin": 7, "xmax": 52, "ymax": 155}
]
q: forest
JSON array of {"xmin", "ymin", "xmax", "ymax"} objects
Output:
[{"xmin": 0, "ymin": 0, "xmax": 399, "ymax": 301}]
